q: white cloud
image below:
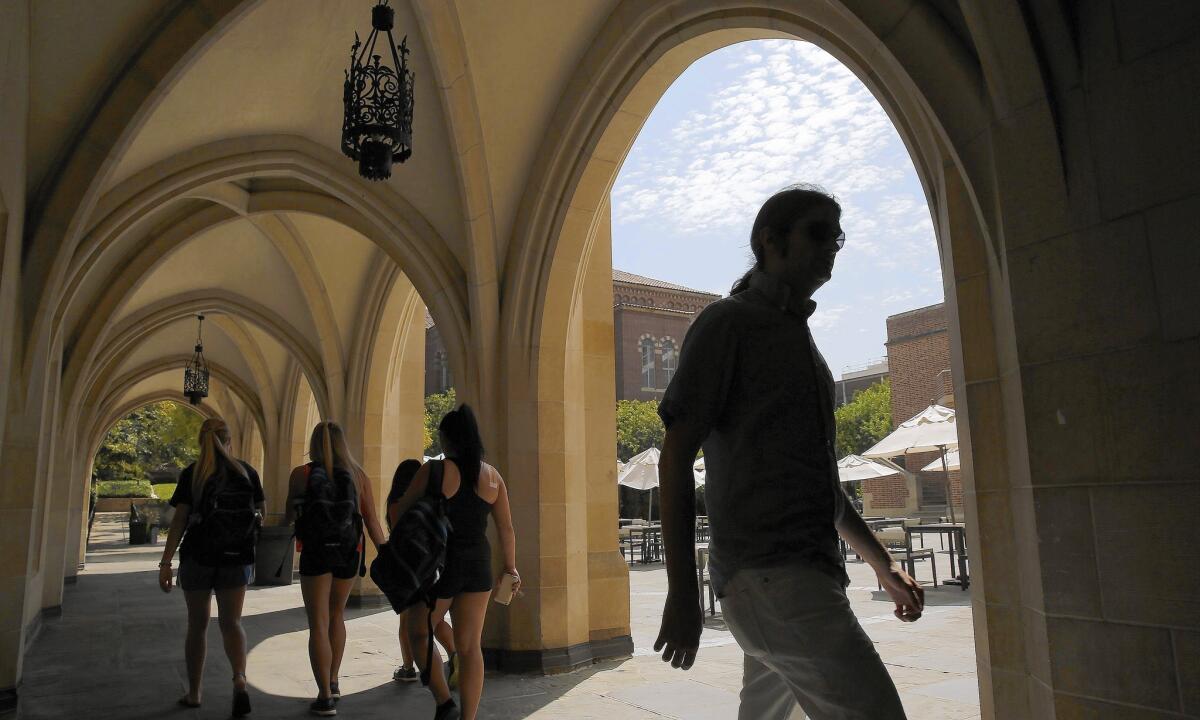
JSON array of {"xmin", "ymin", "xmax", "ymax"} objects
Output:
[
  {"xmin": 810, "ymin": 303, "xmax": 849, "ymax": 330},
  {"xmin": 614, "ymin": 41, "xmax": 925, "ymax": 239}
]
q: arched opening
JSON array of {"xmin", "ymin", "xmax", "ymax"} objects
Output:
[{"xmin": 607, "ymin": 35, "xmax": 976, "ymax": 708}]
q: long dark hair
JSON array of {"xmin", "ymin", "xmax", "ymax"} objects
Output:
[
  {"xmin": 730, "ymin": 184, "xmax": 841, "ymax": 294},
  {"xmin": 439, "ymin": 404, "xmax": 484, "ymax": 489},
  {"xmin": 387, "ymin": 458, "xmax": 421, "ymax": 505}
]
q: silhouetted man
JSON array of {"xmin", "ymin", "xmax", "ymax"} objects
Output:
[{"xmin": 654, "ymin": 185, "xmax": 923, "ymax": 719}]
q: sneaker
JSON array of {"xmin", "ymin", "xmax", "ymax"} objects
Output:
[
  {"xmin": 434, "ymin": 699, "xmax": 461, "ymax": 720},
  {"xmin": 393, "ymin": 665, "xmax": 419, "ymax": 682},
  {"xmin": 445, "ymin": 652, "xmax": 459, "ymax": 690},
  {"xmin": 329, "ymin": 682, "xmax": 340, "ymax": 701},
  {"xmin": 309, "ymin": 697, "xmax": 337, "ymax": 716}
]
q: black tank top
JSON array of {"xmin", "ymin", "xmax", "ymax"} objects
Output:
[{"xmin": 443, "ymin": 459, "xmax": 490, "ymax": 547}]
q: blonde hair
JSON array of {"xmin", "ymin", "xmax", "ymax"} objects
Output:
[
  {"xmin": 308, "ymin": 421, "xmax": 367, "ymax": 484},
  {"xmin": 193, "ymin": 417, "xmax": 247, "ymax": 499}
]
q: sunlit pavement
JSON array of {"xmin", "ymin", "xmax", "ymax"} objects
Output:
[{"xmin": 19, "ymin": 516, "xmax": 978, "ymax": 719}]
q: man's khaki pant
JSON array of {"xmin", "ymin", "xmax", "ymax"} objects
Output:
[{"xmin": 720, "ymin": 564, "xmax": 907, "ymax": 720}]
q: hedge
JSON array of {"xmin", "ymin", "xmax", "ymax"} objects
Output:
[{"xmin": 96, "ymin": 480, "xmax": 153, "ymax": 498}]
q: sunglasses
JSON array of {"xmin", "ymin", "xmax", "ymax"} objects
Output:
[{"xmin": 808, "ymin": 220, "xmax": 846, "ymax": 251}]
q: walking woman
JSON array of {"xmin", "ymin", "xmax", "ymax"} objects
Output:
[
  {"xmin": 386, "ymin": 459, "xmax": 459, "ymax": 686},
  {"xmin": 285, "ymin": 421, "xmax": 387, "ymax": 716},
  {"xmin": 159, "ymin": 417, "xmax": 264, "ymax": 717},
  {"xmin": 391, "ymin": 405, "xmax": 520, "ymax": 720}
]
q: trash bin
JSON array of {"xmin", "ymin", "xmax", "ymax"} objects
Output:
[
  {"xmin": 129, "ymin": 521, "xmax": 151, "ymax": 544},
  {"xmin": 255, "ymin": 525, "xmax": 295, "ymax": 585}
]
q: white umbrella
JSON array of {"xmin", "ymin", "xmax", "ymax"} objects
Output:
[
  {"xmin": 422, "ymin": 452, "xmax": 445, "ymax": 463},
  {"xmin": 921, "ymin": 449, "xmax": 960, "ymax": 472},
  {"xmin": 863, "ymin": 405, "xmax": 959, "ymax": 522},
  {"xmin": 618, "ymin": 447, "xmax": 660, "ymax": 520},
  {"xmin": 862, "ymin": 405, "xmax": 957, "ymax": 458},
  {"xmin": 692, "ymin": 457, "xmax": 706, "ymax": 487},
  {"xmin": 837, "ymin": 454, "xmax": 898, "ymax": 483}
]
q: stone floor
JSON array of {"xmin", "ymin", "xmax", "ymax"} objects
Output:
[{"xmin": 19, "ymin": 516, "xmax": 979, "ymax": 719}]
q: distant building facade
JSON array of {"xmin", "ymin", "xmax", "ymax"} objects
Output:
[
  {"xmin": 834, "ymin": 358, "xmax": 889, "ymax": 408},
  {"xmin": 424, "ymin": 270, "xmax": 721, "ymax": 401},
  {"xmin": 861, "ymin": 302, "xmax": 962, "ymax": 517},
  {"xmin": 612, "ymin": 270, "xmax": 721, "ymax": 402}
]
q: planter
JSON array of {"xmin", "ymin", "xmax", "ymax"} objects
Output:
[{"xmin": 255, "ymin": 525, "xmax": 295, "ymax": 586}]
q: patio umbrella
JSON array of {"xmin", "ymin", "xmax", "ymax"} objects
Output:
[
  {"xmin": 863, "ymin": 404, "xmax": 960, "ymax": 522},
  {"xmin": 692, "ymin": 456, "xmax": 706, "ymax": 487},
  {"xmin": 837, "ymin": 454, "xmax": 898, "ymax": 483},
  {"xmin": 422, "ymin": 452, "xmax": 445, "ymax": 463},
  {"xmin": 618, "ymin": 447, "xmax": 660, "ymax": 520},
  {"xmin": 921, "ymin": 449, "xmax": 960, "ymax": 472}
]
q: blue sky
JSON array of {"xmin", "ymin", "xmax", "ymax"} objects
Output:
[{"xmin": 611, "ymin": 40, "xmax": 944, "ymax": 376}]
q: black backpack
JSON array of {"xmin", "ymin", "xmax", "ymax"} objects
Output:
[
  {"xmin": 188, "ymin": 465, "xmax": 260, "ymax": 566},
  {"xmin": 296, "ymin": 463, "xmax": 364, "ymax": 572},
  {"xmin": 370, "ymin": 460, "xmax": 452, "ymax": 684}
]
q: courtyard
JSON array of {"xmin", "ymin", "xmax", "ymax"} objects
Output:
[{"xmin": 19, "ymin": 516, "xmax": 978, "ymax": 719}]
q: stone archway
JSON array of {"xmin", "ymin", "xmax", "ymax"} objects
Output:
[{"xmin": 499, "ymin": 2, "xmax": 1059, "ymax": 712}]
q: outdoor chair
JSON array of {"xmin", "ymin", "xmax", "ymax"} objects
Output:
[
  {"xmin": 696, "ymin": 547, "xmax": 717, "ymax": 616},
  {"xmin": 879, "ymin": 547, "xmax": 937, "ymax": 588},
  {"xmin": 903, "ymin": 518, "xmax": 924, "ymax": 548},
  {"xmin": 874, "ymin": 527, "xmax": 907, "ymax": 550}
]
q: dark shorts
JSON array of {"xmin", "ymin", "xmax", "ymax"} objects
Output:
[
  {"xmin": 299, "ymin": 547, "xmax": 360, "ymax": 580},
  {"xmin": 434, "ymin": 541, "xmax": 493, "ymax": 598},
  {"xmin": 178, "ymin": 558, "xmax": 253, "ymax": 592}
]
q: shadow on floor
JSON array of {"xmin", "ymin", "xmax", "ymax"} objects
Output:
[{"xmin": 19, "ymin": 518, "xmax": 619, "ymax": 720}]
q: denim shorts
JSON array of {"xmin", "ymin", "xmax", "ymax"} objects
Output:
[{"xmin": 178, "ymin": 558, "xmax": 254, "ymax": 592}]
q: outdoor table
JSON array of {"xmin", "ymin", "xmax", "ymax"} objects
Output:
[
  {"xmin": 866, "ymin": 517, "xmax": 907, "ymax": 530},
  {"xmin": 628, "ymin": 524, "xmax": 663, "ymax": 564},
  {"xmin": 905, "ymin": 523, "xmax": 969, "ymax": 589}
]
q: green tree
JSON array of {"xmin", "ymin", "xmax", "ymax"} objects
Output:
[
  {"xmin": 423, "ymin": 388, "xmax": 457, "ymax": 455},
  {"xmin": 834, "ymin": 379, "xmax": 892, "ymax": 459},
  {"xmin": 615, "ymin": 399, "xmax": 665, "ymax": 462},
  {"xmin": 92, "ymin": 401, "xmax": 203, "ymax": 483}
]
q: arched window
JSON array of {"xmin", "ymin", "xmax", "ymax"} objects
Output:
[
  {"xmin": 640, "ymin": 338, "xmax": 655, "ymax": 389},
  {"xmin": 660, "ymin": 339, "xmax": 677, "ymax": 387},
  {"xmin": 436, "ymin": 352, "xmax": 451, "ymax": 392}
]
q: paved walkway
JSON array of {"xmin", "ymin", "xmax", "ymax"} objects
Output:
[{"xmin": 19, "ymin": 516, "xmax": 979, "ymax": 719}]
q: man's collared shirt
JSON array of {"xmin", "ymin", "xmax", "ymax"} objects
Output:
[{"xmin": 659, "ymin": 271, "xmax": 849, "ymax": 592}]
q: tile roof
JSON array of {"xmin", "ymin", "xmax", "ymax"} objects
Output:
[{"xmin": 611, "ymin": 269, "xmax": 720, "ymax": 297}]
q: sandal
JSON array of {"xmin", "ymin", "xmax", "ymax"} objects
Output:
[{"xmin": 232, "ymin": 672, "xmax": 251, "ymax": 717}]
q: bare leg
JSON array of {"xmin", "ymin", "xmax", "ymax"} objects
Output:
[
  {"xmin": 435, "ymin": 619, "xmax": 457, "ymax": 656},
  {"xmin": 301, "ymin": 573, "xmax": 333, "ymax": 699},
  {"xmin": 214, "ymin": 585, "xmax": 248, "ymax": 689},
  {"xmin": 406, "ymin": 598, "xmax": 453, "ymax": 705},
  {"xmin": 398, "ymin": 608, "xmax": 414, "ymax": 667},
  {"xmin": 449, "ymin": 591, "xmax": 491, "ymax": 720},
  {"xmin": 182, "ymin": 590, "xmax": 211, "ymax": 704},
  {"xmin": 328, "ymin": 576, "xmax": 355, "ymax": 687}
]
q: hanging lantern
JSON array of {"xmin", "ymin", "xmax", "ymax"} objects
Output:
[
  {"xmin": 183, "ymin": 315, "xmax": 209, "ymax": 406},
  {"xmin": 341, "ymin": 0, "xmax": 415, "ymax": 181}
]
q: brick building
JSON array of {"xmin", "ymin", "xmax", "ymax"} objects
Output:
[
  {"xmin": 425, "ymin": 270, "xmax": 720, "ymax": 400},
  {"xmin": 612, "ymin": 270, "xmax": 721, "ymax": 401},
  {"xmin": 861, "ymin": 302, "xmax": 963, "ymax": 517}
]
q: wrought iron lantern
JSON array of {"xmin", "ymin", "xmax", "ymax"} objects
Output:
[
  {"xmin": 341, "ymin": 0, "xmax": 415, "ymax": 181},
  {"xmin": 183, "ymin": 315, "xmax": 209, "ymax": 406}
]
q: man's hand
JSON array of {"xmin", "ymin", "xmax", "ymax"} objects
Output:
[
  {"xmin": 654, "ymin": 590, "xmax": 703, "ymax": 670},
  {"xmin": 878, "ymin": 564, "xmax": 923, "ymax": 621}
]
